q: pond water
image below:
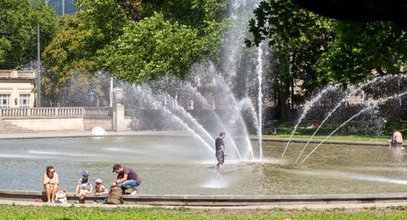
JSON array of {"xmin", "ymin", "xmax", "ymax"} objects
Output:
[{"xmin": 1, "ymin": 135, "xmax": 406, "ymax": 195}]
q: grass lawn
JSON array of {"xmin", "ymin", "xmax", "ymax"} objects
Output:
[
  {"xmin": 2, "ymin": 204, "xmax": 407, "ymax": 219},
  {"xmin": 261, "ymin": 134, "xmax": 388, "ymax": 144}
]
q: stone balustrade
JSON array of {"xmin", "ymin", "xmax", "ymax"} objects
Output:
[
  {"xmin": 0, "ymin": 70, "xmax": 36, "ymax": 79},
  {"xmin": 0, "ymin": 106, "xmax": 132, "ymax": 131},
  {"xmin": 0, "ymin": 107, "xmax": 116, "ymax": 118},
  {"xmin": 84, "ymin": 107, "xmax": 112, "ymax": 118},
  {"xmin": 0, "ymin": 107, "xmax": 87, "ymax": 118}
]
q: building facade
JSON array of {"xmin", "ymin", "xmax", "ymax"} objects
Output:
[
  {"xmin": 45, "ymin": 0, "xmax": 79, "ymax": 16},
  {"xmin": 0, "ymin": 70, "xmax": 36, "ymax": 108}
]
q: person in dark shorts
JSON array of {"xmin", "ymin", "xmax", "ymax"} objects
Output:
[
  {"xmin": 388, "ymin": 129, "xmax": 404, "ymax": 149},
  {"xmin": 215, "ymin": 132, "xmax": 226, "ymax": 171},
  {"xmin": 111, "ymin": 164, "xmax": 141, "ymax": 195}
]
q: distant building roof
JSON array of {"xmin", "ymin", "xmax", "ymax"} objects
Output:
[{"xmin": 37, "ymin": 0, "xmax": 79, "ymax": 16}]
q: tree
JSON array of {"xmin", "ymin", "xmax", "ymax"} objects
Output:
[
  {"xmin": 43, "ymin": 0, "xmax": 226, "ymax": 84},
  {"xmin": 0, "ymin": 0, "xmax": 58, "ymax": 69},
  {"xmin": 249, "ymin": 0, "xmax": 407, "ymax": 128},
  {"xmin": 42, "ymin": 14, "xmax": 96, "ymax": 102},
  {"xmin": 315, "ymin": 21, "xmax": 407, "ymax": 86},
  {"xmin": 101, "ymin": 12, "xmax": 211, "ymax": 83},
  {"xmin": 247, "ymin": 0, "xmax": 334, "ymax": 120}
]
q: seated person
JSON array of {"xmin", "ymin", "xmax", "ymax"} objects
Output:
[
  {"xmin": 75, "ymin": 170, "xmax": 92, "ymax": 204},
  {"xmin": 94, "ymin": 178, "xmax": 109, "ymax": 196},
  {"xmin": 42, "ymin": 165, "xmax": 59, "ymax": 203}
]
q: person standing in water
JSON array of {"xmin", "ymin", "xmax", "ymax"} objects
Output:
[
  {"xmin": 389, "ymin": 129, "xmax": 404, "ymax": 149},
  {"xmin": 215, "ymin": 132, "xmax": 226, "ymax": 171}
]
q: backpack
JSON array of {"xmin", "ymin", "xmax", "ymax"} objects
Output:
[
  {"xmin": 55, "ymin": 190, "xmax": 67, "ymax": 204},
  {"xmin": 106, "ymin": 185, "xmax": 123, "ymax": 204}
]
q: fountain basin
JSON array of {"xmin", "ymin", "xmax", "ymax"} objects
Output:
[{"xmin": 1, "ymin": 133, "xmax": 406, "ymax": 196}]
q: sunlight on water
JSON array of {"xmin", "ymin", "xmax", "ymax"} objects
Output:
[
  {"xmin": 283, "ymin": 169, "xmax": 407, "ymax": 185},
  {"xmin": 201, "ymin": 176, "xmax": 231, "ymax": 189}
]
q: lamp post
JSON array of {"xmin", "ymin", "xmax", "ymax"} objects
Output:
[
  {"xmin": 37, "ymin": 24, "xmax": 41, "ymax": 107},
  {"xmin": 62, "ymin": 0, "xmax": 65, "ymax": 15},
  {"xmin": 110, "ymin": 76, "xmax": 113, "ymax": 107}
]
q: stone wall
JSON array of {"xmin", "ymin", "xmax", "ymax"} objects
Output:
[
  {"xmin": 4, "ymin": 118, "xmax": 84, "ymax": 131},
  {"xmin": 83, "ymin": 118, "xmax": 112, "ymax": 131}
]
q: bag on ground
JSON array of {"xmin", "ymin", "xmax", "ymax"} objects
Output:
[
  {"xmin": 55, "ymin": 190, "xmax": 67, "ymax": 204},
  {"xmin": 106, "ymin": 185, "xmax": 123, "ymax": 204}
]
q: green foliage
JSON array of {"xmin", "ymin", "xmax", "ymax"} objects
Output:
[
  {"xmin": 0, "ymin": 0, "xmax": 58, "ymax": 69},
  {"xmin": 101, "ymin": 12, "xmax": 212, "ymax": 83},
  {"xmin": 249, "ymin": 1, "xmax": 407, "ymax": 89},
  {"xmin": 248, "ymin": 0, "xmax": 407, "ymax": 123},
  {"xmin": 0, "ymin": 38, "xmax": 11, "ymax": 62},
  {"xmin": 42, "ymin": 15, "xmax": 96, "ymax": 100},
  {"xmin": 247, "ymin": 0, "xmax": 335, "ymax": 120},
  {"xmin": 43, "ymin": 0, "xmax": 225, "ymax": 85},
  {"xmin": 315, "ymin": 21, "xmax": 407, "ymax": 87},
  {"xmin": 76, "ymin": 0, "xmax": 132, "ymax": 49},
  {"xmin": 140, "ymin": 0, "xmax": 227, "ymax": 27}
]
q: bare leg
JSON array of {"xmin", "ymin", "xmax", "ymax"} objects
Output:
[
  {"xmin": 44, "ymin": 185, "xmax": 51, "ymax": 202},
  {"xmin": 79, "ymin": 194, "xmax": 85, "ymax": 203},
  {"xmin": 51, "ymin": 185, "xmax": 58, "ymax": 203},
  {"xmin": 216, "ymin": 163, "xmax": 223, "ymax": 172}
]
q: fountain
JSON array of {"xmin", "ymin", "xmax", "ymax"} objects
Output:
[
  {"xmin": 281, "ymin": 84, "xmax": 340, "ymax": 160},
  {"xmin": 300, "ymin": 91, "xmax": 407, "ymax": 164},
  {"xmin": 116, "ymin": 0, "xmax": 266, "ymax": 163},
  {"xmin": 294, "ymin": 75, "xmax": 399, "ymax": 163},
  {"xmin": 2, "ymin": 0, "xmax": 407, "ymax": 199}
]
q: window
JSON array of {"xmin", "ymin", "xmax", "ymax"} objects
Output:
[
  {"xmin": 20, "ymin": 94, "xmax": 30, "ymax": 108},
  {"xmin": 0, "ymin": 94, "xmax": 10, "ymax": 108}
]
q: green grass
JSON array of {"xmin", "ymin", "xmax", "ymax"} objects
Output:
[
  {"xmin": 264, "ymin": 121, "xmax": 407, "ymax": 144},
  {"xmin": 260, "ymin": 134, "xmax": 388, "ymax": 143},
  {"xmin": 2, "ymin": 204, "xmax": 407, "ymax": 219}
]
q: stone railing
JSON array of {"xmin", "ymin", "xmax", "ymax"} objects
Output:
[
  {"xmin": 0, "ymin": 107, "xmax": 114, "ymax": 119},
  {"xmin": 0, "ymin": 70, "xmax": 36, "ymax": 79},
  {"xmin": 84, "ymin": 107, "xmax": 112, "ymax": 118},
  {"xmin": 0, "ymin": 107, "xmax": 85, "ymax": 118}
]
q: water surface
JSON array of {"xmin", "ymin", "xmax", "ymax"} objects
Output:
[{"xmin": 1, "ymin": 136, "xmax": 405, "ymax": 195}]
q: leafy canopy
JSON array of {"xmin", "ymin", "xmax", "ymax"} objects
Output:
[
  {"xmin": 0, "ymin": 0, "xmax": 58, "ymax": 69},
  {"xmin": 43, "ymin": 0, "xmax": 226, "ymax": 84},
  {"xmin": 101, "ymin": 12, "xmax": 209, "ymax": 83}
]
